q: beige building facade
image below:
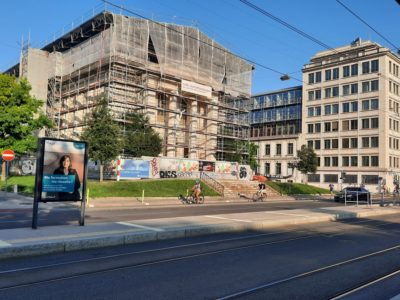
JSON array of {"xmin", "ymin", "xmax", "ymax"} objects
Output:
[{"xmin": 302, "ymin": 39, "xmax": 400, "ymax": 191}]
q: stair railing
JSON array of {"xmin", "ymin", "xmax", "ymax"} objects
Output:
[{"xmin": 200, "ymin": 172, "xmax": 224, "ymax": 197}]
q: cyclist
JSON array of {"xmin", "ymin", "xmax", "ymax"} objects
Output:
[
  {"xmin": 192, "ymin": 180, "xmax": 202, "ymax": 203},
  {"xmin": 258, "ymin": 182, "xmax": 266, "ymax": 196}
]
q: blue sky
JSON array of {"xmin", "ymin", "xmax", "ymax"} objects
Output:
[{"xmin": 0, "ymin": 0, "xmax": 398, "ymax": 94}]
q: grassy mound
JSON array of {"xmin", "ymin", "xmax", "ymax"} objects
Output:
[{"xmin": 266, "ymin": 181, "xmax": 330, "ymax": 195}]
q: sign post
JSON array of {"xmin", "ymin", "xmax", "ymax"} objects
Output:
[
  {"xmin": 2, "ymin": 150, "xmax": 15, "ymax": 194},
  {"xmin": 32, "ymin": 138, "xmax": 88, "ymax": 229}
]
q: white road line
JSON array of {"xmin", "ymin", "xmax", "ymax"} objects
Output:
[
  {"xmin": 205, "ymin": 215, "xmax": 253, "ymax": 223},
  {"xmin": 264, "ymin": 211, "xmax": 311, "ymax": 218},
  {"xmin": 116, "ymin": 222, "xmax": 165, "ymax": 232},
  {"xmin": 0, "ymin": 240, "xmax": 11, "ymax": 247}
]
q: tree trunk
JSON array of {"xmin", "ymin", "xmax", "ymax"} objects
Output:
[
  {"xmin": 100, "ymin": 164, "xmax": 104, "ymax": 182},
  {"xmin": 1, "ymin": 161, "xmax": 5, "ymax": 181}
]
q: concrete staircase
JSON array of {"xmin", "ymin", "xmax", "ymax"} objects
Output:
[{"xmin": 219, "ymin": 180, "xmax": 282, "ymax": 199}]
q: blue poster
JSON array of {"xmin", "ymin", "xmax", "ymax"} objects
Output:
[
  {"xmin": 120, "ymin": 160, "xmax": 150, "ymax": 179},
  {"xmin": 42, "ymin": 174, "xmax": 76, "ymax": 192}
]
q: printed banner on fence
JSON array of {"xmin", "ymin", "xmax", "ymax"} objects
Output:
[{"xmin": 120, "ymin": 159, "xmax": 150, "ymax": 179}]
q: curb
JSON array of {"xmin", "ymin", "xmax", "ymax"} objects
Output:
[{"xmin": 0, "ymin": 208, "xmax": 398, "ymax": 260}]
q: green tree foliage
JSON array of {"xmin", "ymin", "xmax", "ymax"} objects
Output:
[
  {"xmin": 0, "ymin": 74, "xmax": 52, "ymax": 153},
  {"xmin": 80, "ymin": 97, "xmax": 122, "ymax": 181},
  {"xmin": 222, "ymin": 140, "xmax": 258, "ymax": 170},
  {"xmin": 296, "ymin": 145, "xmax": 318, "ymax": 175},
  {"xmin": 123, "ymin": 110, "xmax": 162, "ymax": 157},
  {"xmin": 0, "ymin": 74, "xmax": 53, "ymax": 180}
]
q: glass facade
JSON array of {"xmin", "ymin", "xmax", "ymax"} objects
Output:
[{"xmin": 250, "ymin": 86, "xmax": 302, "ymax": 137}]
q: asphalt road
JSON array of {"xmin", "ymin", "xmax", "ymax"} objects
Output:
[
  {"xmin": 0, "ymin": 199, "xmax": 342, "ymax": 229},
  {"xmin": 1, "ymin": 214, "xmax": 400, "ymax": 299}
]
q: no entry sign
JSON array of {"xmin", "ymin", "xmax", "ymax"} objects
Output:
[{"xmin": 2, "ymin": 149, "xmax": 15, "ymax": 161}]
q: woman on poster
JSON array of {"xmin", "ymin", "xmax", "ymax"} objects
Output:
[{"xmin": 53, "ymin": 155, "xmax": 81, "ymax": 200}]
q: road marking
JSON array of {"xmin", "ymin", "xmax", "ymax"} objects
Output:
[
  {"xmin": 205, "ymin": 215, "xmax": 253, "ymax": 223},
  {"xmin": 264, "ymin": 211, "xmax": 310, "ymax": 217},
  {"xmin": 0, "ymin": 240, "xmax": 11, "ymax": 247},
  {"xmin": 116, "ymin": 222, "xmax": 165, "ymax": 232}
]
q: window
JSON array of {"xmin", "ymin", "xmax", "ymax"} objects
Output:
[
  {"xmin": 362, "ymin": 156, "xmax": 369, "ymax": 167},
  {"xmin": 308, "ymin": 174, "xmax": 320, "ymax": 182},
  {"xmin": 265, "ymin": 163, "xmax": 270, "ymax": 175},
  {"xmin": 308, "ymin": 73, "xmax": 315, "ymax": 84},
  {"xmin": 333, "ymin": 68, "xmax": 339, "ymax": 79},
  {"xmin": 325, "ymin": 105, "xmax": 331, "ymax": 115},
  {"xmin": 324, "ymin": 139, "xmax": 331, "ymax": 149},
  {"xmin": 362, "ymin": 175, "xmax": 379, "ymax": 184},
  {"xmin": 371, "ymin": 99, "xmax": 379, "ymax": 110},
  {"xmin": 362, "ymin": 100, "xmax": 369, "ymax": 111},
  {"xmin": 362, "ymin": 137, "xmax": 369, "ymax": 147},
  {"xmin": 351, "ymin": 156, "xmax": 358, "ymax": 166},
  {"xmin": 315, "ymin": 89, "xmax": 321, "ymax": 99},
  {"xmin": 351, "ymin": 83, "xmax": 358, "ymax": 94},
  {"xmin": 371, "ymin": 118, "xmax": 379, "ymax": 128},
  {"xmin": 315, "ymin": 140, "xmax": 321, "ymax": 149},
  {"xmin": 288, "ymin": 143, "xmax": 294, "ymax": 155},
  {"xmin": 332, "ymin": 121, "xmax": 339, "ymax": 132},
  {"xmin": 308, "ymin": 124, "xmax": 314, "ymax": 133},
  {"xmin": 343, "ymin": 102, "xmax": 350, "ymax": 113},
  {"xmin": 324, "ymin": 174, "xmax": 338, "ymax": 183},
  {"xmin": 351, "ymin": 120, "xmax": 358, "ymax": 130},
  {"xmin": 265, "ymin": 144, "xmax": 270, "ymax": 156},
  {"xmin": 308, "ymin": 107, "xmax": 314, "ymax": 117},
  {"xmin": 371, "ymin": 80, "xmax": 379, "ymax": 91},
  {"xmin": 371, "ymin": 136, "xmax": 378, "ymax": 147},
  {"xmin": 362, "ymin": 61, "xmax": 370, "ymax": 74},
  {"xmin": 332, "ymin": 139, "xmax": 338, "ymax": 149},
  {"xmin": 316, "ymin": 71, "xmax": 322, "ymax": 83},
  {"xmin": 324, "ymin": 157, "xmax": 331, "ymax": 167},
  {"xmin": 332, "ymin": 156, "xmax": 338, "ymax": 166},
  {"xmin": 371, "ymin": 60, "xmax": 379, "ymax": 72},
  {"xmin": 351, "ymin": 64, "xmax": 358, "ymax": 76},
  {"xmin": 276, "ymin": 163, "xmax": 281, "ymax": 175},
  {"xmin": 325, "ymin": 122, "xmax": 331, "ymax": 132},
  {"xmin": 332, "ymin": 86, "xmax": 339, "ymax": 97},
  {"xmin": 343, "ymin": 85, "xmax": 350, "ymax": 95},
  {"xmin": 362, "ymin": 81, "xmax": 370, "ymax": 93},
  {"xmin": 342, "ymin": 120, "xmax": 349, "ymax": 131},
  {"xmin": 308, "ymin": 91, "xmax": 315, "ymax": 100},
  {"xmin": 325, "ymin": 88, "xmax": 332, "ymax": 98},
  {"xmin": 315, "ymin": 123, "xmax": 321, "ymax": 133},
  {"xmin": 371, "ymin": 156, "xmax": 379, "ymax": 167},
  {"xmin": 351, "ymin": 101, "xmax": 358, "ymax": 112},
  {"xmin": 342, "ymin": 138, "xmax": 349, "ymax": 148},
  {"xmin": 325, "ymin": 69, "xmax": 332, "ymax": 81},
  {"xmin": 351, "ymin": 138, "xmax": 358, "ymax": 148},
  {"xmin": 362, "ymin": 119, "xmax": 370, "ymax": 129},
  {"xmin": 343, "ymin": 66, "xmax": 350, "ymax": 77},
  {"xmin": 308, "ymin": 140, "xmax": 313, "ymax": 148},
  {"xmin": 342, "ymin": 156, "xmax": 349, "ymax": 167},
  {"xmin": 276, "ymin": 144, "xmax": 281, "ymax": 155},
  {"xmin": 332, "ymin": 104, "xmax": 339, "ymax": 114},
  {"xmin": 315, "ymin": 107, "xmax": 321, "ymax": 116}
]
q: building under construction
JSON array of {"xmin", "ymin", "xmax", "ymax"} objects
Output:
[{"xmin": 6, "ymin": 11, "xmax": 253, "ymax": 161}]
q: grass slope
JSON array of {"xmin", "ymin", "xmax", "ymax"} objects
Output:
[
  {"xmin": 0, "ymin": 176, "xmax": 220, "ymax": 198},
  {"xmin": 266, "ymin": 181, "xmax": 330, "ymax": 195}
]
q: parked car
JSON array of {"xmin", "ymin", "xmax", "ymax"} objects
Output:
[{"xmin": 334, "ymin": 187, "xmax": 371, "ymax": 202}]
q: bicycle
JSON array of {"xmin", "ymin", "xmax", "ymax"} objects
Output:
[
  {"xmin": 179, "ymin": 192, "xmax": 205, "ymax": 204},
  {"xmin": 250, "ymin": 191, "xmax": 267, "ymax": 202}
]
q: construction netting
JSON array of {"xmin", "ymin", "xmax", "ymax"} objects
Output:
[{"xmin": 111, "ymin": 14, "xmax": 252, "ymax": 97}]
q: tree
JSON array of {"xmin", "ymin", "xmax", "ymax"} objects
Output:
[
  {"xmin": 80, "ymin": 97, "xmax": 122, "ymax": 182},
  {"xmin": 222, "ymin": 140, "xmax": 258, "ymax": 171},
  {"xmin": 123, "ymin": 110, "xmax": 162, "ymax": 157},
  {"xmin": 0, "ymin": 74, "xmax": 53, "ymax": 180},
  {"xmin": 296, "ymin": 145, "xmax": 318, "ymax": 179}
]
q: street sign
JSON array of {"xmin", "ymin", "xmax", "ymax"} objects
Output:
[{"xmin": 2, "ymin": 149, "xmax": 15, "ymax": 161}]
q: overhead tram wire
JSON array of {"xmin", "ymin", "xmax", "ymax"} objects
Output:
[
  {"xmin": 336, "ymin": 0, "xmax": 400, "ymax": 53},
  {"xmin": 100, "ymin": 0, "xmax": 303, "ymax": 83}
]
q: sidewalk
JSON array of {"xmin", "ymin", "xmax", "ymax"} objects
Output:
[{"xmin": 0, "ymin": 198, "xmax": 399, "ymax": 260}]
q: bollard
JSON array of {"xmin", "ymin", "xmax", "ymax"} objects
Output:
[
  {"xmin": 344, "ymin": 189, "xmax": 347, "ymax": 206},
  {"xmin": 356, "ymin": 191, "xmax": 358, "ymax": 207},
  {"xmin": 142, "ymin": 189, "xmax": 144, "ymax": 204},
  {"xmin": 86, "ymin": 188, "xmax": 90, "ymax": 207},
  {"xmin": 13, "ymin": 184, "xmax": 18, "ymax": 194}
]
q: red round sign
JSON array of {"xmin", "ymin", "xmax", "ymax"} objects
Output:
[{"xmin": 2, "ymin": 149, "xmax": 15, "ymax": 161}]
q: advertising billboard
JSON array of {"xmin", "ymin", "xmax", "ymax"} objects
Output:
[{"xmin": 120, "ymin": 159, "xmax": 150, "ymax": 179}]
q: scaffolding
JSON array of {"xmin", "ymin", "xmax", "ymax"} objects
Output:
[{"xmin": 15, "ymin": 11, "xmax": 253, "ymax": 160}]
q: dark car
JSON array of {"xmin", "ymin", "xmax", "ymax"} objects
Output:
[{"xmin": 334, "ymin": 187, "xmax": 371, "ymax": 203}]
